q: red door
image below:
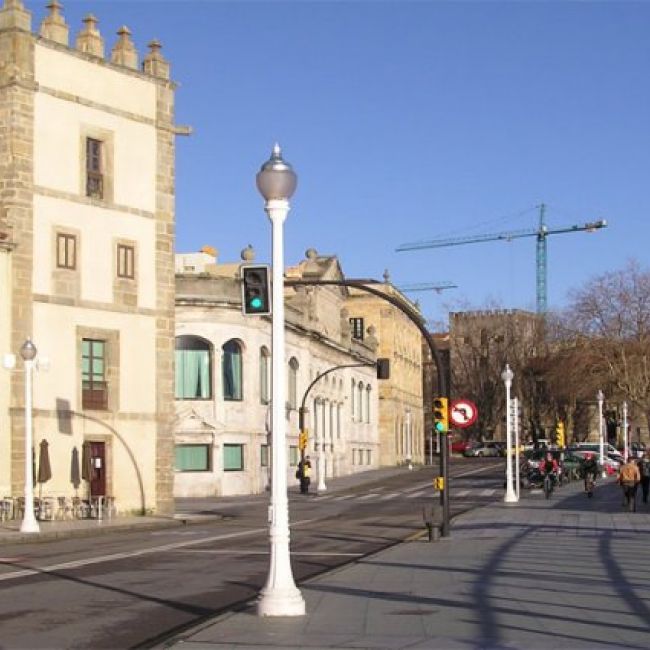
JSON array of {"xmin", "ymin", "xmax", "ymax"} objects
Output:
[{"xmin": 89, "ymin": 441, "xmax": 106, "ymax": 497}]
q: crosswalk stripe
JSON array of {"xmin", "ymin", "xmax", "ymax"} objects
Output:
[
  {"xmin": 379, "ymin": 493, "xmax": 400, "ymax": 500},
  {"xmin": 456, "ymin": 490, "xmax": 470, "ymax": 497},
  {"xmin": 357, "ymin": 493, "xmax": 380, "ymax": 500},
  {"xmin": 408, "ymin": 490, "xmax": 429, "ymax": 498},
  {"xmin": 480, "ymin": 489, "xmax": 496, "ymax": 497}
]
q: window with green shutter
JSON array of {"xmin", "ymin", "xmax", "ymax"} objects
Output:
[
  {"xmin": 175, "ymin": 444, "xmax": 210, "ymax": 472},
  {"xmin": 224, "ymin": 444, "xmax": 244, "ymax": 471}
]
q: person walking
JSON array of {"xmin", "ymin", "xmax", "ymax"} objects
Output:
[
  {"xmin": 296, "ymin": 456, "xmax": 312, "ymax": 494},
  {"xmin": 636, "ymin": 451, "xmax": 650, "ymax": 505},
  {"xmin": 618, "ymin": 456, "xmax": 641, "ymax": 512}
]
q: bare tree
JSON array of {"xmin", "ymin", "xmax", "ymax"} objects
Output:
[{"xmin": 562, "ymin": 260, "xmax": 650, "ymax": 432}]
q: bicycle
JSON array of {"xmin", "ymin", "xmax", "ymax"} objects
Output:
[{"xmin": 543, "ymin": 473, "xmax": 554, "ymax": 499}]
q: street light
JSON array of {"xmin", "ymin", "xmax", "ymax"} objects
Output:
[
  {"xmin": 255, "ymin": 144, "xmax": 305, "ymax": 617},
  {"xmin": 316, "ymin": 398, "xmax": 327, "ymax": 493},
  {"xmin": 622, "ymin": 401, "xmax": 628, "ymax": 462},
  {"xmin": 406, "ymin": 407, "xmax": 412, "ymax": 470},
  {"xmin": 597, "ymin": 389, "xmax": 606, "ymax": 478},
  {"xmin": 501, "ymin": 364, "xmax": 517, "ymax": 503},
  {"xmin": 20, "ymin": 338, "xmax": 40, "ymax": 533}
]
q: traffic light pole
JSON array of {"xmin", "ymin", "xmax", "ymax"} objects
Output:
[
  {"xmin": 298, "ymin": 361, "xmax": 377, "ymax": 464},
  {"xmin": 286, "ymin": 277, "xmax": 450, "ymax": 537}
]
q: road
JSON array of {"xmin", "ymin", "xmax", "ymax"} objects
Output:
[{"xmin": 0, "ymin": 457, "xmax": 504, "ymax": 649}]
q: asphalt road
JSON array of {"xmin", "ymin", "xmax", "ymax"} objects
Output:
[{"xmin": 0, "ymin": 457, "xmax": 504, "ymax": 649}]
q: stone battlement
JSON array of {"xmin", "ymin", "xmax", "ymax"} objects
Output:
[{"xmin": 0, "ymin": 1, "xmax": 169, "ymax": 79}]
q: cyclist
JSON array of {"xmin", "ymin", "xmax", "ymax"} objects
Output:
[
  {"xmin": 539, "ymin": 452, "xmax": 559, "ymax": 494},
  {"xmin": 582, "ymin": 452, "xmax": 598, "ymax": 496}
]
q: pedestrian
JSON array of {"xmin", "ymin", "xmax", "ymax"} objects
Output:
[
  {"xmin": 637, "ymin": 451, "xmax": 650, "ymax": 505},
  {"xmin": 296, "ymin": 456, "xmax": 312, "ymax": 494},
  {"xmin": 618, "ymin": 456, "xmax": 641, "ymax": 512}
]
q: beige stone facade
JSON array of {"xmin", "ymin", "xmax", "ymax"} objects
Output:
[
  {"xmin": 1, "ymin": 2, "xmax": 178, "ymax": 515},
  {"xmin": 344, "ymin": 275, "xmax": 425, "ymax": 467},
  {"xmin": 174, "ymin": 249, "xmax": 380, "ymax": 497}
]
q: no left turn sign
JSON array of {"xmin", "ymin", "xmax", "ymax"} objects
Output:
[{"xmin": 450, "ymin": 399, "xmax": 478, "ymax": 428}]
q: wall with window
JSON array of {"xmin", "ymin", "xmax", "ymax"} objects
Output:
[
  {"xmin": 174, "ymin": 260, "xmax": 380, "ymax": 498},
  {"xmin": 2, "ymin": 15, "xmax": 177, "ymax": 516},
  {"xmin": 0, "ymin": 246, "xmax": 11, "ymax": 495}
]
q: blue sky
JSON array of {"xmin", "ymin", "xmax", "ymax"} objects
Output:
[{"xmin": 33, "ymin": 1, "xmax": 650, "ymax": 326}]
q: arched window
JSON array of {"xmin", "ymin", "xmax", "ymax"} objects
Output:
[
  {"xmin": 259, "ymin": 347, "xmax": 270, "ymax": 404},
  {"xmin": 222, "ymin": 339, "xmax": 243, "ymax": 401},
  {"xmin": 356, "ymin": 382, "xmax": 363, "ymax": 421},
  {"xmin": 351, "ymin": 379, "xmax": 356, "ymax": 421},
  {"xmin": 365, "ymin": 386, "xmax": 371, "ymax": 423},
  {"xmin": 175, "ymin": 335, "xmax": 212, "ymax": 399},
  {"xmin": 288, "ymin": 357, "xmax": 299, "ymax": 409}
]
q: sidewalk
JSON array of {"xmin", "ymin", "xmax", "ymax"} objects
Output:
[
  {"xmin": 162, "ymin": 478, "xmax": 650, "ymax": 650},
  {"xmin": 0, "ymin": 465, "xmax": 413, "ymax": 545}
]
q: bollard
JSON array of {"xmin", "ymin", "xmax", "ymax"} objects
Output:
[{"xmin": 423, "ymin": 504, "xmax": 442, "ymax": 542}]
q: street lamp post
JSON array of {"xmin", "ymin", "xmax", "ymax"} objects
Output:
[
  {"xmin": 255, "ymin": 144, "xmax": 304, "ymax": 617},
  {"xmin": 20, "ymin": 338, "xmax": 40, "ymax": 533},
  {"xmin": 316, "ymin": 399, "xmax": 327, "ymax": 493},
  {"xmin": 406, "ymin": 407, "xmax": 412, "ymax": 470},
  {"xmin": 622, "ymin": 401, "xmax": 628, "ymax": 462},
  {"xmin": 597, "ymin": 389, "xmax": 606, "ymax": 478},
  {"xmin": 502, "ymin": 364, "xmax": 517, "ymax": 503}
]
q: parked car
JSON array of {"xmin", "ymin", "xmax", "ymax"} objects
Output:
[
  {"xmin": 464, "ymin": 442, "xmax": 501, "ymax": 457},
  {"xmin": 451, "ymin": 439, "xmax": 473, "ymax": 454},
  {"xmin": 572, "ymin": 442, "xmax": 623, "ymax": 463}
]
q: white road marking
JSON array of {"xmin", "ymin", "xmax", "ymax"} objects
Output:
[
  {"xmin": 0, "ymin": 518, "xmax": 319, "ymax": 583},
  {"xmin": 408, "ymin": 490, "xmax": 428, "ymax": 498},
  {"xmin": 357, "ymin": 493, "xmax": 381, "ymax": 500},
  {"xmin": 177, "ymin": 549, "xmax": 364, "ymax": 557},
  {"xmin": 455, "ymin": 490, "xmax": 471, "ymax": 497},
  {"xmin": 480, "ymin": 489, "xmax": 497, "ymax": 497},
  {"xmin": 379, "ymin": 493, "xmax": 400, "ymax": 500}
]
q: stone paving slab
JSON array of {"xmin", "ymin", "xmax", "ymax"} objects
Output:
[{"xmin": 163, "ymin": 478, "xmax": 650, "ymax": 649}]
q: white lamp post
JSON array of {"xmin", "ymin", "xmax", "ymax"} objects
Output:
[
  {"xmin": 622, "ymin": 401, "xmax": 628, "ymax": 462},
  {"xmin": 597, "ymin": 389, "xmax": 606, "ymax": 478},
  {"xmin": 20, "ymin": 338, "xmax": 40, "ymax": 533},
  {"xmin": 316, "ymin": 398, "xmax": 327, "ymax": 493},
  {"xmin": 502, "ymin": 364, "xmax": 517, "ymax": 503},
  {"xmin": 256, "ymin": 144, "xmax": 305, "ymax": 617}
]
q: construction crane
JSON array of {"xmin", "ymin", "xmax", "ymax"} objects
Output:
[
  {"xmin": 397, "ymin": 281, "xmax": 458, "ymax": 294},
  {"xmin": 395, "ymin": 204, "xmax": 607, "ymax": 313}
]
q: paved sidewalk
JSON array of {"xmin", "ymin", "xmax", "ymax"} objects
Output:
[
  {"xmin": 0, "ymin": 465, "xmax": 413, "ymax": 545},
  {"xmin": 162, "ymin": 478, "xmax": 650, "ymax": 650}
]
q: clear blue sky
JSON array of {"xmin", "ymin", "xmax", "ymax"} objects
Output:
[{"xmin": 35, "ymin": 1, "xmax": 650, "ymax": 326}]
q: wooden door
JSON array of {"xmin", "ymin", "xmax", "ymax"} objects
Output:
[{"xmin": 89, "ymin": 441, "xmax": 106, "ymax": 497}]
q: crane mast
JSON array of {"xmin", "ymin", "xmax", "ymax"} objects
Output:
[{"xmin": 396, "ymin": 204, "xmax": 607, "ymax": 313}]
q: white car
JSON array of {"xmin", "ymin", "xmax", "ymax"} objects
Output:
[{"xmin": 571, "ymin": 450, "xmax": 619, "ymax": 474}]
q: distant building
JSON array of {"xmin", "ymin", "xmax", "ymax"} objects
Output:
[
  {"xmin": 1, "ymin": 2, "xmax": 180, "ymax": 515},
  {"xmin": 174, "ymin": 247, "xmax": 379, "ymax": 497},
  {"xmin": 345, "ymin": 271, "xmax": 425, "ymax": 467},
  {"xmin": 449, "ymin": 309, "xmax": 539, "ymax": 441}
]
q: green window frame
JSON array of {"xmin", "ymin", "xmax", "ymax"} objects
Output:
[
  {"xmin": 222, "ymin": 339, "xmax": 243, "ymax": 401},
  {"xmin": 175, "ymin": 444, "xmax": 210, "ymax": 472},
  {"xmin": 175, "ymin": 335, "xmax": 212, "ymax": 400},
  {"xmin": 224, "ymin": 443, "xmax": 244, "ymax": 471},
  {"xmin": 82, "ymin": 338, "xmax": 107, "ymax": 410},
  {"xmin": 261, "ymin": 444, "xmax": 269, "ymax": 467}
]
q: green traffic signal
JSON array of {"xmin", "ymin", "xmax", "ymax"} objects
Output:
[{"xmin": 241, "ymin": 265, "xmax": 271, "ymax": 316}]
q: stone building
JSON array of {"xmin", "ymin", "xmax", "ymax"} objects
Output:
[
  {"xmin": 174, "ymin": 247, "xmax": 379, "ymax": 498},
  {"xmin": 344, "ymin": 271, "xmax": 425, "ymax": 467},
  {"xmin": 1, "ymin": 1, "xmax": 180, "ymax": 515},
  {"xmin": 449, "ymin": 309, "xmax": 540, "ymax": 441}
]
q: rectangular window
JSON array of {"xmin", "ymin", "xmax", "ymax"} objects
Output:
[
  {"xmin": 117, "ymin": 244, "xmax": 135, "ymax": 279},
  {"xmin": 224, "ymin": 444, "xmax": 244, "ymax": 471},
  {"xmin": 82, "ymin": 338, "xmax": 107, "ymax": 410},
  {"xmin": 261, "ymin": 444, "xmax": 269, "ymax": 467},
  {"xmin": 56, "ymin": 233, "xmax": 76, "ymax": 269},
  {"xmin": 175, "ymin": 444, "xmax": 210, "ymax": 472},
  {"xmin": 349, "ymin": 317, "xmax": 364, "ymax": 340},
  {"xmin": 86, "ymin": 137, "xmax": 103, "ymax": 199},
  {"xmin": 289, "ymin": 445, "xmax": 299, "ymax": 467}
]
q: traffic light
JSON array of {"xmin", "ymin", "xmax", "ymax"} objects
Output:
[
  {"xmin": 433, "ymin": 397, "xmax": 449, "ymax": 434},
  {"xmin": 241, "ymin": 265, "xmax": 271, "ymax": 315},
  {"xmin": 298, "ymin": 430, "xmax": 308, "ymax": 451},
  {"xmin": 555, "ymin": 421, "xmax": 565, "ymax": 448}
]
